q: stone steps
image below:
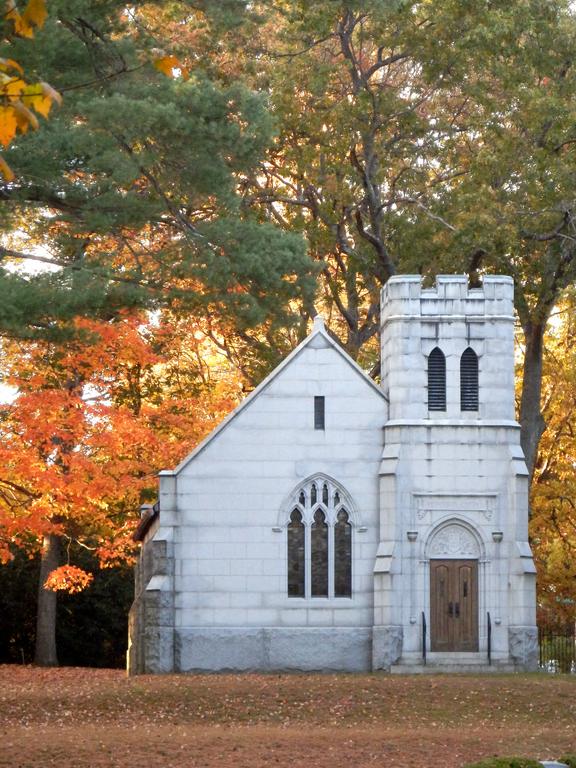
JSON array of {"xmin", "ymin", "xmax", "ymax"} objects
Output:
[
  {"xmin": 390, "ymin": 663, "xmax": 516, "ymax": 674},
  {"xmin": 390, "ymin": 652, "xmax": 516, "ymax": 674}
]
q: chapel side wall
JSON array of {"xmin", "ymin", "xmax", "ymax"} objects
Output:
[
  {"xmin": 171, "ymin": 341, "xmax": 386, "ymax": 672},
  {"xmin": 374, "ymin": 275, "xmax": 537, "ymax": 671},
  {"xmin": 127, "ymin": 483, "xmax": 177, "ymax": 675}
]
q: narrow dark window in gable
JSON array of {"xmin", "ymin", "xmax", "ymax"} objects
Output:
[
  {"xmin": 311, "ymin": 483, "xmax": 317, "ymax": 506},
  {"xmin": 334, "ymin": 508, "xmax": 352, "ymax": 597},
  {"xmin": 311, "ymin": 508, "xmax": 329, "ymax": 597},
  {"xmin": 287, "ymin": 509, "xmax": 305, "ymax": 597},
  {"xmin": 299, "ymin": 490, "xmax": 306, "ymax": 506},
  {"xmin": 428, "ymin": 347, "xmax": 446, "ymax": 411},
  {"xmin": 461, "ymin": 347, "xmax": 479, "ymax": 411},
  {"xmin": 314, "ymin": 396, "xmax": 325, "ymax": 430},
  {"xmin": 322, "ymin": 483, "xmax": 329, "ymax": 505}
]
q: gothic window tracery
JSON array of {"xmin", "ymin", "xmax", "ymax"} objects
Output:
[{"xmin": 286, "ymin": 477, "xmax": 353, "ymax": 599}]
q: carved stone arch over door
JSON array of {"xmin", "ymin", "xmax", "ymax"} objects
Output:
[
  {"xmin": 426, "ymin": 521, "xmax": 482, "ymax": 560},
  {"xmin": 427, "ymin": 521, "xmax": 481, "ymax": 652}
]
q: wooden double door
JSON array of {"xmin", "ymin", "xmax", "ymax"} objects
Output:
[{"xmin": 430, "ymin": 559, "xmax": 479, "ymax": 652}]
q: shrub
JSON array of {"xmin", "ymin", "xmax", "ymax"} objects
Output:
[
  {"xmin": 464, "ymin": 759, "xmax": 543, "ymax": 768},
  {"xmin": 559, "ymin": 757, "xmax": 576, "ymax": 768}
]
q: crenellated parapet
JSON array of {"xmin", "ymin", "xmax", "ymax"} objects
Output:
[
  {"xmin": 380, "ymin": 274, "xmax": 516, "ymax": 421},
  {"xmin": 381, "ymin": 274, "xmax": 514, "ymax": 324}
]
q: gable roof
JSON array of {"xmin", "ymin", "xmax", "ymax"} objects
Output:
[{"xmin": 164, "ymin": 317, "xmax": 387, "ymax": 476}]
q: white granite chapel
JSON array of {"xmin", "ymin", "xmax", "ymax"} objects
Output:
[{"xmin": 128, "ymin": 274, "xmax": 538, "ymax": 674}]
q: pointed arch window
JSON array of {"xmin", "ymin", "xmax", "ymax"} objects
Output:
[
  {"xmin": 428, "ymin": 347, "xmax": 446, "ymax": 411},
  {"xmin": 334, "ymin": 509, "xmax": 352, "ymax": 597},
  {"xmin": 287, "ymin": 509, "xmax": 305, "ymax": 597},
  {"xmin": 311, "ymin": 508, "xmax": 328, "ymax": 596},
  {"xmin": 461, "ymin": 347, "xmax": 479, "ymax": 411},
  {"xmin": 286, "ymin": 478, "xmax": 353, "ymax": 599}
]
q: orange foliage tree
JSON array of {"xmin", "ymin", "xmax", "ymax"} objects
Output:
[
  {"xmin": 530, "ymin": 295, "xmax": 576, "ymax": 626},
  {"xmin": 0, "ymin": 310, "xmax": 240, "ymax": 664}
]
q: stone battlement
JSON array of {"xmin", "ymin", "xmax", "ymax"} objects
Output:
[{"xmin": 381, "ymin": 274, "xmax": 514, "ymax": 323}]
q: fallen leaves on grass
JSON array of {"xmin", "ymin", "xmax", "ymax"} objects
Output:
[{"xmin": 0, "ymin": 667, "xmax": 574, "ymax": 768}]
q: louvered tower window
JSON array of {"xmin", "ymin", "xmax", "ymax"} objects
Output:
[
  {"xmin": 428, "ymin": 347, "xmax": 446, "ymax": 411},
  {"xmin": 461, "ymin": 347, "xmax": 479, "ymax": 411}
]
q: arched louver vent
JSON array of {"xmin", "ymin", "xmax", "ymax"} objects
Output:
[
  {"xmin": 428, "ymin": 347, "xmax": 446, "ymax": 411},
  {"xmin": 461, "ymin": 347, "xmax": 479, "ymax": 411}
]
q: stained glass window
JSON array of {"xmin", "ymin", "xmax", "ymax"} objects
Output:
[
  {"xmin": 286, "ymin": 478, "xmax": 355, "ymax": 599},
  {"xmin": 334, "ymin": 509, "xmax": 352, "ymax": 597},
  {"xmin": 287, "ymin": 509, "xmax": 305, "ymax": 597},
  {"xmin": 311, "ymin": 508, "xmax": 328, "ymax": 597}
]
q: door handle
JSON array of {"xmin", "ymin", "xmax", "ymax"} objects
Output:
[
  {"xmin": 455, "ymin": 602, "xmax": 460, "ymax": 618},
  {"xmin": 448, "ymin": 602, "xmax": 453, "ymax": 617}
]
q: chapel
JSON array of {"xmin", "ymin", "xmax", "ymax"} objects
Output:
[{"xmin": 128, "ymin": 274, "xmax": 538, "ymax": 674}]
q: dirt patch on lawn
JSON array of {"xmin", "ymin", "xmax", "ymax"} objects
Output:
[{"xmin": 1, "ymin": 667, "xmax": 574, "ymax": 767}]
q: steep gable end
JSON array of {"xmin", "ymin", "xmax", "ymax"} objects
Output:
[{"xmin": 169, "ymin": 317, "xmax": 387, "ymax": 475}]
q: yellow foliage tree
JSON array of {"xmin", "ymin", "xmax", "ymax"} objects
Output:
[
  {"xmin": 531, "ymin": 295, "xmax": 576, "ymax": 625},
  {"xmin": 0, "ymin": 0, "xmax": 61, "ymax": 179}
]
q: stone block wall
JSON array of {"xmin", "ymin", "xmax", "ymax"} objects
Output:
[{"xmin": 130, "ymin": 326, "xmax": 388, "ymax": 673}]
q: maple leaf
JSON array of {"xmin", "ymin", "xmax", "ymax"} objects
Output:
[
  {"xmin": 5, "ymin": 0, "xmax": 47, "ymax": 38},
  {"xmin": 22, "ymin": 83, "xmax": 55, "ymax": 117},
  {"xmin": 0, "ymin": 106, "xmax": 18, "ymax": 147},
  {"xmin": 21, "ymin": 0, "xmax": 47, "ymax": 31}
]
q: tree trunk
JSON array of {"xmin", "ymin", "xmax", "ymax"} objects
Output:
[
  {"xmin": 519, "ymin": 321, "xmax": 547, "ymax": 483},
  {"xmin": 34, "ymin": 533, "xmax": 61, "ymax": 666}
]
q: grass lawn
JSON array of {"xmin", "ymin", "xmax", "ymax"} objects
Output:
[{"xmin": 0, "ymin": 666, "xmax": 574, "ymax": 767}]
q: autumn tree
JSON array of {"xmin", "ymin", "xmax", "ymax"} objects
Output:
[
  {"xmin": 207, "ymin": 0, "xmax": 576, "ymax": 477},
  {"xmin": 530, "ymin": 294, "xmax": 576, "ymax": 625},
  {"xmin": 0, "ymin": 311, "xmax": 241, "ymax": 664},
  {"xmin": 1, "ymin": 0, "xmax": 315, "ymax": 664},
  {"xmin": 1, "ymin": 0, "xmax": 314, "ymax": 356}
]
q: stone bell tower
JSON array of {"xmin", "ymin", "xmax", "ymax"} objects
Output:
[{"xmin": 372, "ymin": 275, "xmax": 538, "ymax": 672}]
